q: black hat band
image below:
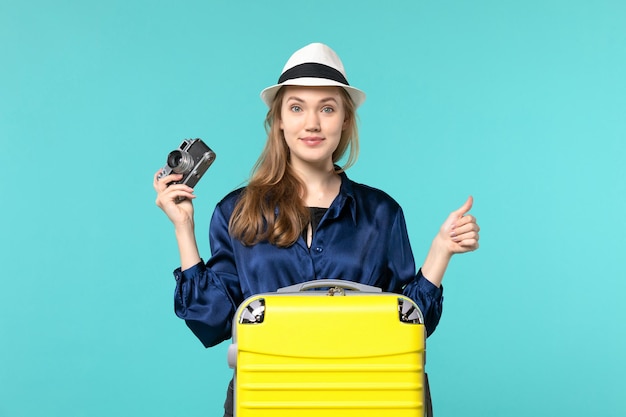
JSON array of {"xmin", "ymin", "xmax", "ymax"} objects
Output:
[{"xmin": 278, "ymin": 62, "xmax": 349, "ymax": 85}]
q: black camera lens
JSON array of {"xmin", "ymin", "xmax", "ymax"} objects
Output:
[{"xmin": 167, "ymin": 150, "xmax": 194, "ymax": 174}]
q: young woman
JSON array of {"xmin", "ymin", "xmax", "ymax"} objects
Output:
[{"xmin": 154, "ymin": 43, "xmax": 480, "ymax": 416}]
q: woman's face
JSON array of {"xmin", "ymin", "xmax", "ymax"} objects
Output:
[{"xmin": 279, "ymin": 86, "xmax": 347, "ymax": 170}]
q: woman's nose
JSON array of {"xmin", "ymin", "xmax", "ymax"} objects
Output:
[{"xmin": 305, "ymin": 111, "xmax": 321, "ymax": 131}]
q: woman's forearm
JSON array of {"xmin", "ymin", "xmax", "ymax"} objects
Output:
[
  {"xmin": 175, "ymin": 222, "xmax": 202, "ymax": 270},
  {"xmin": 420, "ymin": 235, "xmax": 452, "ymax": 288}
]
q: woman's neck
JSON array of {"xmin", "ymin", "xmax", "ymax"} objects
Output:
[{"xmin": 292, "ymin": 163, "xmax": 341, "ymax": 208}]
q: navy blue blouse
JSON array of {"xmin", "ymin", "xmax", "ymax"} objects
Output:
[{"xmin": 173, "ymin": 171, "xmax": 444, "ymax": 347}]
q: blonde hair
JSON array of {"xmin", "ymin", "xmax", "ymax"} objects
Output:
[{"xmin": 228, "ymin": 87, "xmax": 359, "ymax": 247}]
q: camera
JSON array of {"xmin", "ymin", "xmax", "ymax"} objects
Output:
[{"xmin": 157, "ymin": 138, "xmax": 216, "ymax": 189}]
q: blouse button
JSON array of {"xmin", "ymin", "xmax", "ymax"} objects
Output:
[{"xmin": 314, "ymin": 247, "xmax": 323, "ymax": 253}]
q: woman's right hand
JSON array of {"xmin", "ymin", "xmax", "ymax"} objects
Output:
[
  {"xmin": 154, "ymin": 170, "xmax": 203, "ymax": 269},
  {"xmin": 153, "ymin": 170, "xmax": 197, "ymax": 227}
]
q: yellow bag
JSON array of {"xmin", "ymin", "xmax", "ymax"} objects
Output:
[{"xmin": 228, "ymin": 280, "xmax": 430, "ymax": 417}]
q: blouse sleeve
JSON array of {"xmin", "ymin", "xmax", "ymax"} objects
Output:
[
  {"xmin": 173, "ymin": 201, "xmax": 244, "ymax": 348},
  {"xmin": 387, "ymin": 207, "xmax": 444, "ymax": 337}
]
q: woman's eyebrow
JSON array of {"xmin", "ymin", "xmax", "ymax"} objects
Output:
[{"xmin": 285, "ymin": 96, "xmax": 339, "ymax": 104}]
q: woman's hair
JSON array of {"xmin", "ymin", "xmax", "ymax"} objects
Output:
[{"xmin": 228, "ymin": 86, "xmax": 359, "ymax": 247}]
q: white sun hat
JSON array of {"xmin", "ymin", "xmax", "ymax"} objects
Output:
[{"xmin": 260, "ymin": 43, "xmax": 366, "ymax": 108}]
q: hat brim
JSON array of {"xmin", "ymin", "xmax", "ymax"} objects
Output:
[{"xmin": 260, "ymin": 78, "xmax": 366, "ymax": 109}]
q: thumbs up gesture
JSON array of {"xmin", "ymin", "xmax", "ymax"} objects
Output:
[
  {"xmin": 421, "ymin": 196, "xmax": 481, "ymax": 287},
  {"xmin": 439, "ymin": 196, "xmax": 480, "ymax": 254}
]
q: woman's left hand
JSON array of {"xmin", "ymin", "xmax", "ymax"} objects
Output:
[
  {"xmin": 438, "ymin": 196, "xmax": 480, "ymax": 255},
  {"xmin": 421, "ymin": 196, "xmax": 480, "ymax": 287}
]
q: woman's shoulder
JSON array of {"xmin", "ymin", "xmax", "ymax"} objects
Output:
[
  {"xmin": 215, "ymin": 187, "xmax": 246, "ymax": 213},
  {"xmin": 345, "ymin": 176, "xmax": 402, "ymax": 210},
  {"xmin": 213, "ymin": 187, "xmax": 245, "ymax": 219}
]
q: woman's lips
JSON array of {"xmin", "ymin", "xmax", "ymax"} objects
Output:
[{"xmin": 300, "ymin": 136, "xmax": 324, "ymax": 145}]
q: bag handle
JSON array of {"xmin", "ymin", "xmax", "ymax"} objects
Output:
[{"xmin": 277, "ymin": 279, "xmax": 383, "ymax": 294}]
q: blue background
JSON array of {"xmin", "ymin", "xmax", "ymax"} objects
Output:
[{"xmin": 1, "ymin": 1, "xmax": 625, "ymax": 416}]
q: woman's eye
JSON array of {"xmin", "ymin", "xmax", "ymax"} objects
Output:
[
  {"xmin": 290, "ymin": 105, "xmax": 302, "ymax": 112},
  {"xmin": 321, "ymin": 106, "xmax": 334, "ymax": 113}
]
